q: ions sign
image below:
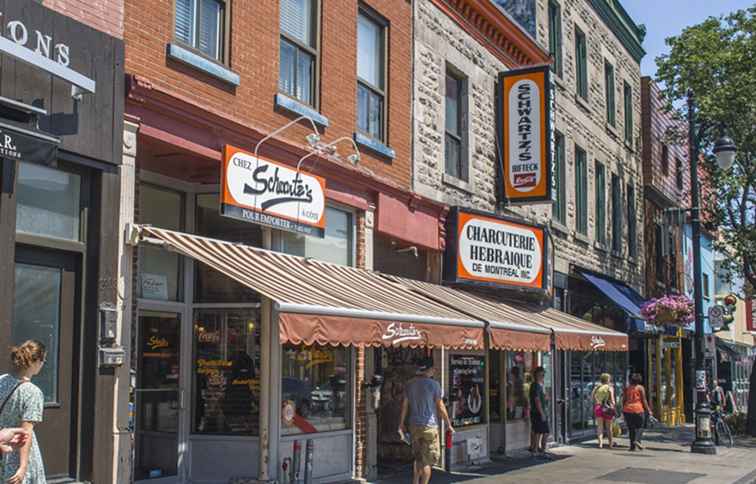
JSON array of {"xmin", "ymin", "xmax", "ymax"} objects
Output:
[
  {"xmin": 497, "ymin": 66, "xmax": 552, "ymax": 204},
  {"xmin": 221, "ymin": 145, "xmax": 326, "ymax": 237},
  {"xmin": 444, "ymin": 208, "xmax": 546, "ymax": 291}
]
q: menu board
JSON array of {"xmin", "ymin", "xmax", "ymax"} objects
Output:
[{"xmin": 449, "ymin": 355, "xmax": 486, "ymax": 427}]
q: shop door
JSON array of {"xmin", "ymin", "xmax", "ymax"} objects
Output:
[
  {"xmin": 134, "ymin": 311, "xmax": 183, "ymax": 483},
  {"xmin": 12, "ymin": 246, "xmax": 79, "ymax": 480}
]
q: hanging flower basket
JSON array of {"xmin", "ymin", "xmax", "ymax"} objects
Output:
[{"xmin": 641, "ymin": 294, "xmax": 694, "ymax": 326}]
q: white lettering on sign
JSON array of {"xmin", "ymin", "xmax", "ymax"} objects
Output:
[
  {"xmin": 382, "ymin": 322, "xmax": 423, "ymax": 345},
  {"xmin": 1, "ymin": 13, "xmax": 70, "ymax": 67},
  {"xmin": 590, "ymin": 336, "xmax": 606, "ymax": 350},
  {"xmin": 508, "ymin": 79, "xmax": 542, "ymax": 192},
  {"xmin": 458, "ymin": 214, "xmax": 543, "ymax": 287},
  {"xmin": 223, "ymin": 149, "xmax": 326, "ymax": 232}
]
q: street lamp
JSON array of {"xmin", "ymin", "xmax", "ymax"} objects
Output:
[{"xmin": 688, "ymin": 91, "xmax": 736, "ymax": 455}]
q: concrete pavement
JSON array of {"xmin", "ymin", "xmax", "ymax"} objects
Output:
[{"xmin": 372, "ymin": 426, "xmax": 756, "ymax": 484}]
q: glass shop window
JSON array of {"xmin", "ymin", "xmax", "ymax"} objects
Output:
[
  {"xmin": 138, "ymin": 184, "xmax": 184, "ymax": 301},
  {"xmin": 449, "ymin": 354, "xmax": 486, "ymax": 427},
  {"xmin": 281, "ymin": 345, "xmax": 350, "ymax": 435},
  {"xmin": 507, "ymin": 351, "xmax": 534, "ymax": 421},
  {"xmin": 194, "ymin": 193, "xmax": 261, "ymax": 303},
  {"xmin": 16, "ymin": 162, "xmax": 81, "ymax": 241},
  {"xmin": 489, "ymin": 352, "xmax": 503, "ymax": 423},
  {"xmin": 193, "ymin": 309, "xmax": 260, "ymax": 435},
  {"xmin": 279, "ymin": 206, "xmax": 354, "ymax": 266}
]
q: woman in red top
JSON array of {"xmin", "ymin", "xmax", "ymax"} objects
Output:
[{"xmin": 623, "ymin": 373, "xmax": 652, "ymax": 451}]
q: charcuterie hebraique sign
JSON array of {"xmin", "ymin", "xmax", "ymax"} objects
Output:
[
  {"xmin": 221, "ymin": 145, "xmax": 326, "ymax": 237},
  {"xmin": 444, "ymin": 208, "xmax": 546, "ymax": 291}
]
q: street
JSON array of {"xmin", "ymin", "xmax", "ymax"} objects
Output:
[{"xmin": 374, "ymin": 426, "xmax": 756, "ymax": 484}]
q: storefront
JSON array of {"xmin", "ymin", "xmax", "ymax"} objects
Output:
[{"xmin": 0, "ymin": 1, "xmax": 126, "ymax": 482}]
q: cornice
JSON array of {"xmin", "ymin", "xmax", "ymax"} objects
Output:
[
  {"xmin": 432, "ymin": 0, "xmax": 552, "ymax": 68},
  {"xmin": 589, "ymin": 0, "xmax": 645, "ymax": 63}
]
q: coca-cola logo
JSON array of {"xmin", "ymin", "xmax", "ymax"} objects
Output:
[{"xmin": 382, "ymin": 322, "xmax": 424, "ymax": 345}]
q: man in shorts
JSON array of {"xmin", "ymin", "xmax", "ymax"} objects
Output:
[{"xmin": 399, "ymin": 358, "xmax": 454, "ymax": 484}]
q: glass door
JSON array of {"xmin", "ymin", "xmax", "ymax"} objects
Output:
[{"xmin": 134, "ymin": 311, "xmax": 182, "ymax": 482}]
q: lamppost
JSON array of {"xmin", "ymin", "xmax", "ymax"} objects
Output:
[{"xmin": 689, "ymin": 89, "xmax": 737, "ymax": 454}]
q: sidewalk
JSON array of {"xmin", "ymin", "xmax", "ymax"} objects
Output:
[{"xmin": 371, "ymin": 426, "xmax": 756, "ymax": 484}]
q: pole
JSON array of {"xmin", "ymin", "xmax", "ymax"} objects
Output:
[{"xmin": 688, "ymin": 90, "xmax": 716, "ymax": 454}]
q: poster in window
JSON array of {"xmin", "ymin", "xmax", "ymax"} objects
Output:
[{"xmin": 449, "ymin": 355, "xmax": 485, "ymax": 427}]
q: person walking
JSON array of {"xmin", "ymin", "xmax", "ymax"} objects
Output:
[
  {"xmin": 398, "ymin": 358, "xmax": 454, "ymax": 484},
  {"xmin": 591, "ymin": 373, "xmax": 616, "ymax": 449},
  {"xmin": 622, "ymin": 373, "xmax": 652, "ymax": 451},
  {"xmin": 528, "ymin": 367, "xmax": 550, "ymax": 457},
  {"xmin": 0, "ymin": 340, "xmax": 47, "ymax": 484}
]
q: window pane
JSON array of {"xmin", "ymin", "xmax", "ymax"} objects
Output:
[
  {"xmin": 605, "ymin": 62, "xmax": 615, "ymax": 126},
  {"xmin": 279, "ymin": 39, "xmax": 297, "ymax": 97},
  {"xmin": 193, "ymin": 309, "xmax": 260, "ymax": 435},
  {"xmin": 13, "ymin": 263, "xmax": 60, "ymax": 403},
  {"xmin": 280, "ymin": 0, "xmax": 313, "ymax": 47},
  {"xmin": 445, "ymin": 134, "xmax": 461, "ymax": 179},
  {"xmin": 282, "ymin": 345, "xmax": 350, "ymax": 435},
  {"xmin": 367, "ymin": 89, "xmax": 384, "ymax": 140},
  {"xmin": 553, "ymin": 133, "xmax": 566, "ymax": 223},
  {"xmin": 548, "ymin": 1, "xmax": 562, "ymax": 76},
  {"xmin": 624, "ymin": 83, "xmax": 633, "ymax": 142},
  {"xmin": 280, "ymin": 206, "xmax": 353, "ymax": 266},
  {"xmin": 445, "ymin": 73, "xmax": 460, "ymax": 135},
  {"xmin": 296, "ymin": 49, "xmax": 314, "ymax": 104},
  {"xmin": 16, "ymin": 162, "xmax": 81, "ymax": 241},
  {"xmin": 198, "ymin": 0, "xmax": 222, "ymax": 59},
  {"xmin": 138, "ymin": 185, "xmax": 183, "ymax": 301},
  {"xmin": 357, "ymin": 14, "xmax": 383, "ymax": 89},
  {"xmin": 357, "ymin": 83, "xmax": 370, "ymax": 134},
  {"xmin": 140, "ymin": 184, "xmax": 182, "ymax": 230},
  {"xmin": 506, "ymin": 352, "xmax": 533, "ymax": 422},
  {"xmin": 175, "ymin": 0, "xmax": 195, "ymax": 46}
]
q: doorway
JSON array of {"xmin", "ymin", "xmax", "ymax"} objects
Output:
[
  {"xmin": 134, "ymin": 311, "xmax": 183, "ymax": 483},
  {"xmin": 12, "ymin": 245, "xmax": 80, "ymax": 480}
]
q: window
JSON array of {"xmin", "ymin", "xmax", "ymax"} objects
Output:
[
  {"xmin": 604, "ymin": 61, "xmax": 615, "ymax": 126},
  {"xmin": 676, "ymin": 158, "xmax": 684, "ymax": 189},
  {"xmin": 624, "ymin": 81, "xmax": 633, "ymax": 144},
  {"xmin": 175, "ymin": 0, "xmax": 226, "ymax": 61},
  {"xmin": 16, "ymin": 162, "xmax": 81, "ymax": 241},
  {"xmin": 279, "ymin": 0, "xmax": 318, "ymax": 106},
  {"xmin": 611, "ymin": 174, "xmax": 622, "ymax": 253},
  {"xmin": 282, "ymin": 345, "xmax": 350, "ymax": 434},
  {"xmin": 505, "ymin": 352, "xmax": 535, "ymax": 421},
  {"xmin": 280, "ymin": 206, "xmax": 354, "ymax": 266},
  {"xmin": 552, "ymin": 131, "xmax": 566, "ymax": 224},
  {"xmin": 655, "ymin": 224, "xmax": 665, "ymax": 282},
  {"xmin": 357, "ymin": 11, "xmax": 386, "ymax": 141},
  {"xmin": 193, "ymin": 309, "xmax": 260, "ymax": 435},
  {"xmin": 627, "ymin": 183, "xmax": 637, "ymax": 257},
  {"xmin": 661, "ymin": 144, "xmax": 669, "ymax": 175},
  {"xmin": 575, "ymin": 145, "xmax": 587, "ymax": 235},
  {"xmin": 595, "ymin": 161, "xmax": 606, "ymax": 244},
  {"xmin": 548, "ymin": 1, "xmax": 562, "ymax": 77},
  {"xmin": 445, "ymin": 68, "xmax": 468, "ymax": 180},
  {"xmin": 703, "ymin": 273, "xmax": 711, "ymax": 299},
  {"xmin": 450, "ymin": 354, "xmax": 486, "ymax": 427},
  {"xmin": 575, "ymin": 26, "xmax": 587, "ymax": 99},
  {"xmin": 138, "ymin": 184, "xmax": 184, "ymax": 301}
]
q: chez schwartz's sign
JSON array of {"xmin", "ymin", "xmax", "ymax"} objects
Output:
[
  {"xmin": 444, "ymin": 208, "xmax": 547, "ymax": 291},
  {"xmin": 497, "ymin": 65, "xmax": 552, "ymax": 204},
  {"xmin": 221, "ymin": 145, "xmax": 327, "ymax": 237}
]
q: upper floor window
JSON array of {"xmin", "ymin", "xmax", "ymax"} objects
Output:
[
  {"xmin": 175, "ymin": 0, "xmax": 226, "ymax": 62},
  {"xmin": 575, "ymin": 26, "xmax": 588, "ymax": 99},
  {"xmin": 280, "ymin": 0, "xmax": 318, "ymax": 106},
  {"xmin": 357, "ymin": 10, "xmax": 386, "ymax": 141},
  {"xmin": 575, "ymin": 145, "xmax": 588, "ymax": 235},
  {"xmin": 627, "ymin": 183, "xmax": 637, "ymax": 257},
  {"xmin": 280, "ymin": 206, "xmax": 355, "ymax": 267},
  {"xmin": 611, "ymin": 174, "xmax": 622, "ymax": 253},
  {"xmin": 552, "ymin": 131, "xmax": 566, "ymax": 224},
  {"xmin": 445, "ymin": 67, "xmax": 468, "ymax": 180},
  {"xmin": 661, "ymin": 144, "xmax": 669, "ymax": 175},
  {"xmin": 604, "ymin": 61, "xmax": 615, "ymax": 126},
  {"xmin": 595, "ymin": 161, "xmax": 606, "ymax": 244},
  {"xmin": 624, "ymin": 81, "xmax": 633, "ymax": 144},
  {"xmin": 548, "ymin": 1, "xmax": 563, "ymax": 77},
  {"xmin": 675, "ymin": 157, "xmax": 684, "ymax": 189}
]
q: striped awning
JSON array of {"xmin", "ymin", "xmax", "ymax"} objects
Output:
[
  {"xmin": 517, "ymin": 306, "xmax": 629, "ymax": 352},
  {"xmin": 388, "ymin": 277, "xmax": 552, "ymax": 352},
  {"xmin": 131, "ymin": 226, "xmax": 484, "ymax": 349}
]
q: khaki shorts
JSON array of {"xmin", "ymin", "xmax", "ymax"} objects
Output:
[{"xmin": 409, "ymin": 424, "xmax": 440, "ymax": 467}]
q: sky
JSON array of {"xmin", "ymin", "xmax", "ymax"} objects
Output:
[{"xmin": 621, "ymin": 0, "xmax": 753, "ymax": 77}]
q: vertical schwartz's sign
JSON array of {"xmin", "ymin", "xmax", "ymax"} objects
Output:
[
  {"xmin": 444, "ymin": 208, "xmax": 546, "ymax": 291},
  {"xmin": 497, "ymin": 66, "xmax": 552, "ymax": 204},
  {"xmin": 221, "ymin": 145, "xmax": 327, "ymax": 237}
]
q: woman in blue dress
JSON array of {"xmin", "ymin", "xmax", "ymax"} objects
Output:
[{"xmin": 0, "ymin": 340, "xmax": 47, "ymax": 484}]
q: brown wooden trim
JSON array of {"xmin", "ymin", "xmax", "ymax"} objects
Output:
[{"xmin": 0, "ymin": 159, "xmax": 17, "ymax": 370}]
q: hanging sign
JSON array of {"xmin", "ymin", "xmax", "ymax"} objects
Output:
[
  {"xmin": 497, "ymin": 65, "xmax": 552, "ymax": 204},
  {"xmin": 0, "ymin": 125, "xmax": 58, "ymax": 164},
  {"xmin": 221, "ymin": 145, "xmax": 326, "ymax": 237},
  {"xmin": 444, "ymin": 208, "xmax": 547, "ymax": 291}
]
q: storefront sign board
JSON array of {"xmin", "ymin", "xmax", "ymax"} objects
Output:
[
  {"xmin": 444, "ymin": 207, "xmax": 547, "ymax": 291},
  {"xmin": 221, "ymin": 145, "xmax": 326, "ymax": 237},
  {"xmin": 497, "ymin": 65, "xmax": 552, "ymax": 204}
]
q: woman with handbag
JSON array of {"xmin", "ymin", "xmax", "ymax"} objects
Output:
[
  {"xmin": 623, "ymin": 373, "xmax": 652, "ymax": 451},
  {"xmin": 0, "ymin": 340, "xmax": 47, "ymax": 484},
  {"xmin": 591, "ymin": 373, "xmax": 616, "ymax": 449}
]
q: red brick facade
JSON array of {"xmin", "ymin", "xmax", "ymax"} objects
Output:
[{"xmin": 44, "ymin": 0, "xmax": 124, "ymax": 38}]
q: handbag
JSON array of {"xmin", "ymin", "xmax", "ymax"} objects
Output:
[{"xmin": 600, "ymin": 387, "xmax": 615, "ymax": 415}]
